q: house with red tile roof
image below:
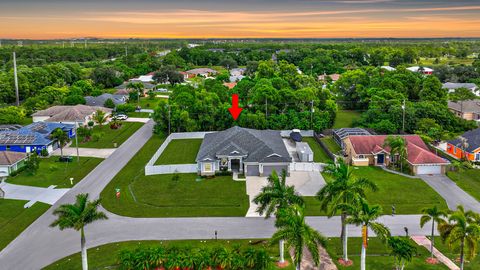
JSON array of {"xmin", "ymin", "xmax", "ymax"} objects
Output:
[{"xmin": 343, "ymin": 135, "xmax": 449, "ymax": 175}]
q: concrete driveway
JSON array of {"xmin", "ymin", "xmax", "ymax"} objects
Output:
[
  {"xmin": 420, "ymin": 174, "xmax": 480, "ymax": 212},
  {"xmin": 51, "ymin": 147, "xmax": 115, "ymax": 159},
  {"xmin": 124, "ymin": 117, "xmax": 151, "ymax": 123},
  {"xmin": 0, "ymin": 182, "xmax": 69, "ymax": 206},
  {"xmin": 245, "ymin": 171, "xmax": 326, "ymax": 217}
]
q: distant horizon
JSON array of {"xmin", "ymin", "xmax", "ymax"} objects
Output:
[
  {"xmin": 1, "ymin": 0, "xmax": 480, "ymax": 39},
  {"xmin": 1, "ymin": 37, "xmax": 480, "ymax": 41}
]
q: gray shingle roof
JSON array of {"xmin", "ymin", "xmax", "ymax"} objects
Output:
[
  {"xmin": 442, "ymin": 82, "xmax": 478, "ymax": 90},
  {"xmin": 448, "ymin": 100, "xmax": 480, "ymax": 113},
  {"xmin": 448, "ymin": 128, "xmax": 480, "ymax": 153},
  {"xmin": 85, "ymin": 93, "xmax": 126, "ymax": 107},
  {"xmin": 196, "ymin": 126, "xmax": 291, "ymax": 163}
]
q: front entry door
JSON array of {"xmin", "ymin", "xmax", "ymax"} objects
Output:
[
  {"xmin": 231, "ymin": 159, "xmax": 240, "ymax": 172},
  {"xmin": 377, "ymin": 154, "xmax": 385, "ymax": 164}
]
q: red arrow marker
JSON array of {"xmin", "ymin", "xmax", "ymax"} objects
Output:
[{"xmin": 228, "ymin": 93, "xmax": 243, "ymax": 120}]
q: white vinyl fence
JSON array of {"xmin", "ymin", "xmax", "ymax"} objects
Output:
[
  {"xmin": 290, "ymin": 162, "xmax": 325, "ymax": 172},
  {"xmin": 145, "ymin": 131, "xmax": 212, "ymax": 175}
]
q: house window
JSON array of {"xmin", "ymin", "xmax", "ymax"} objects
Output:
[
  {"xmin": 358, "ymin": 155, "xmax": 365, "ymax": 159},
  {"xmin": 6, "ymin": 145, "xmax": 10, "ymax": 151},
  {"xmin": 204, "ymin": 163, "xmax": 212, "ymax": 172}
]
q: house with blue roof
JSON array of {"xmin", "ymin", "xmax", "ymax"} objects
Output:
[{"xmin": 0, "ymin": 122, "xmax": 75, "ymax": 154}]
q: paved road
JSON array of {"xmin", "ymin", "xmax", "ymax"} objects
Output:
[
  {"xmin": 420, "ymin": 175, "xmax": 480, "ymax": 212},
  {"xmin": 0, "ymin": 122, "xmax": 437, "ymax": 270}
]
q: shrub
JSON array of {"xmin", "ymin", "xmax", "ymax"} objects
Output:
[
  {"xmin": 25, "ymin": 153, "xmax": 40, "ymax": 175},
  {"xmin": 40, "ymin": 148, "xmax": 49, "ymax": 157},
  {"xmin": 92, "ymin": 132, "xmax": 104, "ymax": 142},
  {"xmin": 103, "ymin": 98, "xmax": 115, "ymax": 108},
  {"xmin": 87, "ymin": 121, "xmax": 95, "ymax": 127},
  {"xmin": 116, "ymin": 103, "xmax": 136, "ymax": 113}
]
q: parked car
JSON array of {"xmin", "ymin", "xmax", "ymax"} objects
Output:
[{"xmin": 113, "ymin": 114, "xmax": 128, "ymax": 120}]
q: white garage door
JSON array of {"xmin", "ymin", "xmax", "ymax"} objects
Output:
[{"xmin": 417, "ymin": 165, "xmax": 442, "ymax": 175}]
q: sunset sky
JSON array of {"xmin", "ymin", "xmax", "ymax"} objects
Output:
[{"xmin": 1, "ymin": 0, "xmax": 480, "ymax": 39}]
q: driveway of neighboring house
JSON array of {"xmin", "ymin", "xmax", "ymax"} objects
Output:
[
  {"xmin": 420, "ymin": 175, "xmax": 480, "ymax": 212},
  {"xmin": 0, "ymin": 182, "xmax": 69, "ymax": 205},
  {"xmin": 124, "ymin": 117, "xmax": 151, "ymax": 123},
  {"xmin": 51, "ymin": 147, "xmax": 116, "ymax": 159},
  {"xmin": 245, "ymin": 171, "xmax": 326, "ymax": 217}
]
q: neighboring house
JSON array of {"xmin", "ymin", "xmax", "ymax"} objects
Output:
[
  {"xmin": 406, "ymin": 66, "xmax": 433, "ymax": 75},
  {"xmin": 196, "ymin": 126, "xmax": 292, "ymax": 176},
  {"xmin": 381, "ymin": 66, "xmax": 396, "ymax": 71},
  {"xmin": 448, "ymin": 100, "xmax": 480, "ymax": 122},
  {"xmin": 179, "ymin": 71, "xmax": 194, "ymax": 80},
  {"xmin": 223, "ymin": 82, "xmax": 237, "ymax": 89},
  {"xmin": 443, "ymin": 82, "xmax": 479, "ymax": 96},
  {"xmin": 115, "ymin": 81, "xmax": 156, "ymax": 94},
  {"xmin": 0, "ymin": 151, "xmax": 27, "ymax": 177},
  {"xmin": 343, "ymin": 135, "xmax": 449, "ymax": 175},
  {"xmin": 230, "ymin": 67, "xmax": 246, "ymax": 82},
  {"xmin": 446, "ymin": 128, "xmax": 480, "ymax": 161},
  {"xmin": 186, "ymin": 68, "xmax": 218, "ymax": 78},
  {"xmin": 129, "ymin": 74, "xmax": 154, "ymax": 83},
  {"xmin": 318, "ymin": 73, "xmax": 341, "ymax": 83},
  {"xmin": 85, "ymin": 93, "xmax": 127, "ymax": 107},
  {"xmin": 0, "ymin": 122, "xmax": 75, "ymax": 154},
  {"xmin": 32, "ymin": 105, "xmax": 112, "ymax": 125}
]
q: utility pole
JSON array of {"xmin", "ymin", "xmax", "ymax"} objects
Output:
[
  {"xmin": 401, "ymin": 99, "xmax": 406, "ymax": 133},
  {"xmin": 265, "ymin": 98, "xmax": 268, "ymax": 119},
  {"xmin": 310, "ymin": 100, "xmax": 314, "ymax": 129},
  {"xmin": 75, "ymin": 122, "xmax": 80, "ymax": 162},
  {"xmin": 13, "ymin": 52, "xmax": 19, "ymax": 106},
  {"xmin": 125, "ymin": 46, "xmax": 128, "ymax": 57},
  {"xmin": 168, "ymin": 104, "xmax": 171, "ymax": 135}
]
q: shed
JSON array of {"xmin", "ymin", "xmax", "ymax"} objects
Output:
[{"xmin": 296, "ymin": 142, "xmax": 314, "ymax": 162}]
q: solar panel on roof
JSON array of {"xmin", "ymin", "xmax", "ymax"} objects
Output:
[{"xmin": 0, "ymin": 133, "xmax": 36, "ymax": 144}]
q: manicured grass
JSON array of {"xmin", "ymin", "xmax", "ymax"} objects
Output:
[
  {"xmin": 304, "ymin": 137, "xmax": 332, "ymax": 163},
  {"xmin": 418, "ymin": 57, "xmax": 474, "ymax": 66},
  {"xmin": 6, "ymin": 156, "xmax": 103, "ymax": 188},
  {"xmin": 0, "ymin": 199, "xmax": 50, "ymax": 251},
  {"xmin": 137, "ymin": 97, "xmax": 162, "ymax": 109},
  {"xmin": 447, "ymin": 169, "xmax": 480, "ymax": 202},
  {"xmin": 45, "ymin": 239, "xmax": 295, "ymax": 270},
  {"xmin": 72, "ymin": 122, "xmax": 143, "ymax": 148},
  {"xmin": 155, "ymin": 139, "xmax": 202, "ymax": 165},
  {"xmin": 333, "ymin": 110, "xmax": 361, "ymax": 129},
  {"xmin": 126, "ymin": 111, "xmax": 151, "ymax": 118},
  {"xmin": 101, "ymin": 136, "xmax": 249, "ymax": 217},
  {"xmin": 320, "ymin": 136, "xmax": 342, "ymax": 155},
  {"xmin": 431, "ymin": 236, "xmax": 480, "ymax": 270},
  {"xmin": 306, "ymin": 167, "xmax": 448, "ymax": 215},
  {"xmin": 327, "ymin": 237, "xmax": 448, "ymax": 270}
]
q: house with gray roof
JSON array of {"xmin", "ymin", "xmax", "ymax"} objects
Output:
[
  {"xmin": 443, "ymin": 82, "xmax": 479, "ymax": 96},
  {"xmin": 85, "ymin": 93, "xmax": 127, "ymax": 107},
  {"xmin": 195, "ymin": 126, "xmax": 291, "ymax": 176},
  {"xmin": 448, "ymin": 100, "xmax": 480, "ymax": 122},
  {"xmin": 447, "ymin": 128, "xmax": 480, "ymax": 161}
]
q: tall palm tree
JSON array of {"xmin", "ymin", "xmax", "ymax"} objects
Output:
[
  {"xmin": 438, "ymin": 205, "xmax": 480, "ymax": 270},
  {"xmin": 317, "ymin": 160, "xmax": 377, "ymax": 263},
  {"xmin": 271, "ymin": 205, "xmax": 327, "ymax": 270},
  {"xmin": 50, "ymin": 193, "xmax": 108, "ymax": 270},
  {"xmin": 346, "ymin": 199, "xmax": 391, "ymax": 270},
  {"xmin": 50, "ymin": 128, "xmax": 70, "ymax": 158},
  {"xmin": 420, "ymin": 205, "xmax": 448, "ymax": 259},
  {"xmin": 253, "ymin": 169, "xmax": 304, "ymax": 264},
  {"xmin": 383, "ymin": 135, "xmax": 407, "ymax": 172}
]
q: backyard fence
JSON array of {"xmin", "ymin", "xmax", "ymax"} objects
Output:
[{"xmin": 145, "ymin": 131, "xmax": 212, "ymax": 176}]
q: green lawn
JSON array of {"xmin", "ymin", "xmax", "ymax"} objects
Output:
[
  {"xmin": 306, "ymin": 167, "xmax": 448, "ymax": 215},
  {"xmin": 333, "ymin": 110, "xmax": 362, "ymax": 129},
  {"xmin": 418, "ymin": 57, "xmax": 474, "ymax": 66},
  {"xmin": 45, "ymin": 239, "xmax": 294, "ymax": 270},
  {"xmin": 431, "ymin": 236, "xmax": 480, "ymax": 270},
  {"xmin": 446, "ymin": 169, "xmax": 480, "ymax": 202},
  {"xmin": 137, "ymin": 97, "xmax": 162, "ymax": 109},
  {"xmin": 320, "ymin": 136, "xmax": 342, "ymax": 155},
  {"xmin": 6, "ymin": 157, "xmax": 103, "ymax": 188},
  {"xmin": 155, "ymin": 139, "xmax": 202, "ymax": 165},
  {"xmin": 327, "ymin": 237, "xmax": 448, "ymax": 270},
  {"xmin": 72, "ymin": 122, "xmax": 143, "ymax": 148},
  {"xmin": 0, "ymin": 199, "xmax": 50, "ymax": 251},
  {"xmin": 101, "ymin": 136, "xmax": 249, "ymax": 217},
  {"xmin": 126, "ymin": 111, "xmax": 151, "ymax": 118},
  {"xmin": 304, "ymin": 137, "xmax": 332, "ymax": 163}
]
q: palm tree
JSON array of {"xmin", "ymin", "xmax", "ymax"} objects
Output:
[
  {"xmin": 420, "ymin": 205, "xmax": 447, "ymax": 259},
  {"xmin": 253, "ymin": 169, "xmax": 304, "ymax": 265},
  {"xmin": 317, "ymin": 160, "xmax": 377, "ymax": 263},
  {"xmin": 438, "ymin": 205, "xmax": 480, "ymax": 270},
  {"xmin": 383, "ymin": 135, "xmax": 407, "ymax": 172},
  {"xmin": 93, "ymin": 109, "xmax": 107, "ymax": 127},
  {"xmin": 50, "ymin": 193, "xmax": 108, "ymax": 270},
  {"xmin": 271, "ymin": 205, "xmax": 327, "ymax": 270},
  {"xmin": 346, "ymin": 199, "xmax": 391, "ymax": 270},
  {"xmin": 50, "ymin": 128, "xmax": 70, "ymax": 158},
  {"xmin": 387, "ymin": 236, "xmax": 417, "ymax": 270}
]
